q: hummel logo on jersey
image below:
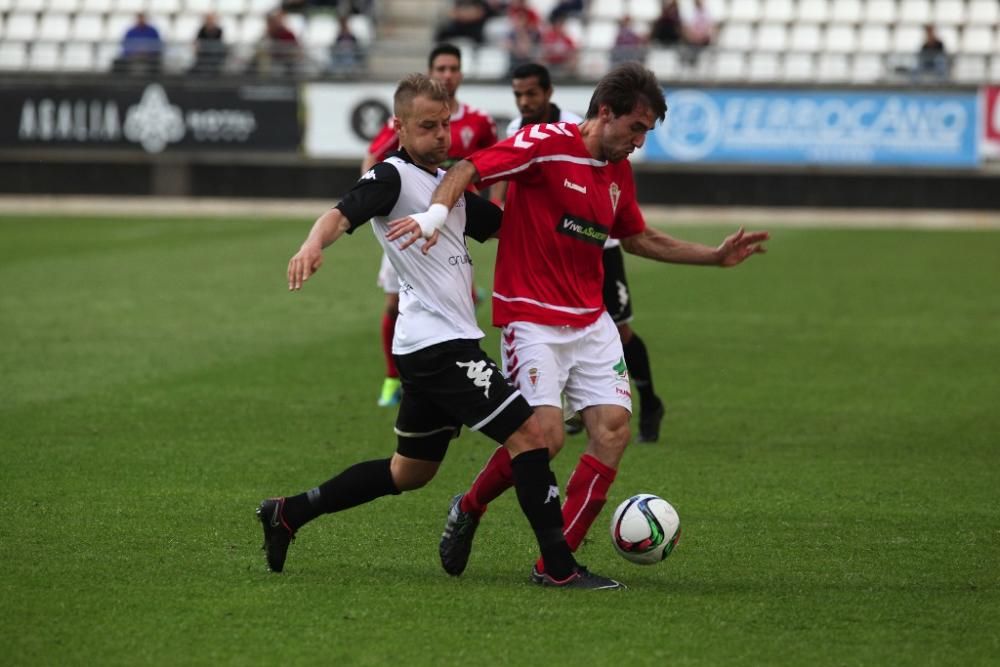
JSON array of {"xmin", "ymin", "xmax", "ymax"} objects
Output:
[
  {"xmin": 556, "ymin": 214, "xmax": 610, "ymax": 247},
  {"xmin": 563, "ymin": 179, "xmax": 587, "ymax": 194},
  {"xmin": 544, "ymin": 485, "xmax": 560, "ymax": 504},
  {"xmin": 361, "ymin": 169, "xmax": 376, "ymax": 181},
  {"xmin": 456, "ymin": 360, "xmax": 493, "ymax": 397},
  {"xmin": 513, "ymin": 122, "xmax": 573, "ymax": 149}
]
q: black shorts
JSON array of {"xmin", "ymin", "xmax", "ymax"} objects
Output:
[
  {"xmin": 392, "ymin": 339, "xmax": 534, "ymax": 462},
  {"xmin": 602, "ymin": 245, "xmax": 633, "ymax": 325}
]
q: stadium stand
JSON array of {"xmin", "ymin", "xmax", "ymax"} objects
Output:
[{"xmin": 0, "ymin": 0, "xmax": 996, "ymax": 81}]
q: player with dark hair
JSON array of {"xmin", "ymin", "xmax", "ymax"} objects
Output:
[
  {"xmin": 504, "ymin": 62, "xmax": 665, "ymax": 443},
  {"xmin": 257, "ymin": 73, "xmax": 621, "ymax": 590},
  {"xmin": 363, "ymin": 44, "xmax": 497, "ymax": 409},
  {"xmin": 388, "ymin": 62, "xmax": 768, "ymax": 584}
]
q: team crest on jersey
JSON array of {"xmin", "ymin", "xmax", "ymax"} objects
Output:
[
  {"xmin": 528, "ymin": 367, "xmax": 539, "ymax": 388},
  {"xmin": 460, "ymin": 125, "xmax": 474, "ymax": 149},
  {"xmin": 610, "ymin": 182, "xmax": 621, "ymax": 214}
]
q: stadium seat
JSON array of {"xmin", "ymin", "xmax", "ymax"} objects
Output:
[
  {"xmin": 952, "ymin": 54, "xmax": 987, "ymax": 83},
  {"xmin": 646, "ymin": 47, "xmax": 680, "ymax": 79},
  {"xmin": 38, "ymin": 13, "xmax": 72, "ymax": 42},
  {"xmin": 857, "ymin": 24, "xmax": 890, "ymax": 53},
  {"xmin": 789, "ymin": 23, "xmax": 822, "ymax": 53},
  {"xmin": 237, "ymin": 15, "xmax": 265, "ymax": 43},
  {"xmin": 347, "ymin": 14, "xmax": 372, "ymax": 45},
  {"xmin": 829, "ymin": 0, "xmax": 861, "ymax": 23},
  {"xmin": 815, "ymin": 52, "xmax": 849, "ymax": 81},
  {"xmin": 989, "ymin": 56, "xmax": 1000, "ymax": 82},
  {"xmin": 590, "ymin": 0, "xmax": 625, "ymax": 21},
  {"xmin": 577, "ymin": 49, "xmax": 610, "ymax": 79},
  {"xmin": 585, "ymin": 20, "xmax": 618, "ymax": 50},
  {"xmin": 851, "ymin": 53, "xmax": 883, "ymax": 82},
  {"xmin": 61, "ymin": 42, "xmax": 96, "ymax": 70},
  {"xmin": 71, "ymin": 14, "xmax": 104, "ymax": 42},
  {"xmin": 184, "ymin": 0, "xmax": 212, "ymax": 15},
  {"xmin": 95, "ymin": 41, "xmax": 119, "ymax": 70},
  {"xmin": 482, "ymin": 16, "xmax": 509, "ymax": 44},
  {"xmin": 13, "ymin": 0, "xmax": 46, "ymax": 12},
  {"xmin": 3, "ymin": 12, "xmax": 38, "ymax": 41},
  {"xmin": 216, "ymin": 0, "xmax": 246, "ymax": 16},
  {"xmin": 712, "ymin": 51, "xmax": 745, "ymax": 79},
  {"xmin": 284, "ymin": 12, "xmax": 305, "ymax": 39},
  {"xmin": 247, "ymin": 0, "xmax": 278, "ymax": 15},
  {"xmin": 755, "ymin": 22, "xmax": 787, "ymax": 52},
  {"xmin": 149, "ymin": 13, "xmax": 173, "ymax": 40},
  {"xmin": 796, "ymin": 0, "xmax": 829, "ymax": 23},
  {"xmin": 824, "ymin": 23, "xmax": 857, "ymax": 53},
  {"xmin": 782, "ymin": 52, "xmax": 814, "ymax": 80},
  {"xmin": 761, "ymin": 0, "xmax": 793, "ymax": 22},
  {"xmin": 898, "ymin": 0, "xmax": 931, "ymax": 25},
  {"xmin": 629, "ymin": 0, "xmax": 661, "ymax": 22},
  {"xmin": 892, "ymin": 24, "xmax": 922, "ymax": 53},
  {"xmin": 747, "ymin": 51, "xmax": 780, "ymax": 80},
  {"xmin": 104, "ymin": 13, "xmax": 134, "ymax": 42},
  {"xmin": 148, "ymin": 0, "xmax": 180, "ymax": 12},
  {"xmin": 932, "ymin": 0, "xmax": 966, "ymax": 26},
  {"xmin": 305, "ymin": 13, "xmax": 336, "ymax": 47},
  {"xmin": 718, "ymin": 21, "xmax": 754, "ymax": 50},
  {"xmin": 474, "ymin": 45, "xmax": 508, "ymax": 79},
  {"xmin": 863, "ymin": 0, "xmax": 896, "ymax": 24},
  {"xmin": 49, "ymin": 0, "xmax": 81, "ymax": 13},
  {"xmin": 80, "ymin": 0, "xmax": 114, "ymax": 13},
  {"xmin": 0, "ymin": 42, "xmax": 27, "ymax": 69},
  {"xmin": 114, "ymin": 0, "xmax": 147, "ymax": 15},
  {"xmin": 961, "ymin": 26, "xmax": 994, "ymax": 55},
  {"xmin": 727, "ymin": 0, "xmax": 760, "ymax": 22},
  {"xmin": 968, "ymin": 0, "xmax": 1000, "ymax": 24},
  {"xmin": 172, "ymin": 13, "xmax": 200, "ymax": 41},
  {"xmin": 28, "ymin": 42, "xmax": 61, "ymax": 71}
]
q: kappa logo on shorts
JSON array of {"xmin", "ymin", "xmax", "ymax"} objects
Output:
[{"xmin": 456, "ymin": 360, "xmax": 493, "ymax": 397}]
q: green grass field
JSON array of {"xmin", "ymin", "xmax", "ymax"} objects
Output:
[{"xmin": 2, "ymin": 212, "xmax": 998, "ymax": 666}]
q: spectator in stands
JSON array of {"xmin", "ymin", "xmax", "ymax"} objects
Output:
[
  {"xmin": 611, "ymin": 15, "xmax": 647, "ymax": 66},
  {"xmin": 115, "ymin": 12, "xmax": 162, "ymax": 75},
  {"xmin": 540, "ymin": 11, "xmax": 578, "ymax": 78},
  {"xmin": 255, "ymin": 9, "xmax": 302, "ymax": 77},
  {"xmin": 507, "ymin": 0, "xmax": 541, "ymax": 29},
  {"xmin": 917, "ymin": 24, "xmax": 949, "ymax": 80},
  {"xmin": 681, "ymin": 0, "xmax": 714, "ymax": 65},
  {"xmin": 191, "ymin": 12, "xmax": 226, "ymax": 75},
  {"xmin": 506, "ymin": 9, "xmax": 541, "ymax": 75},
  {"xmin": 435, "ymin": 0, "xmax": 493, "ymax": 45},
  {"xmin": 546, "ymin": 0, "xmax": 586, "ymax": 22},
  {"xmin": 330, "ymin": 13, "xmax": 365, "ymax": 76},
  {"xmin": 650, "ymin": 0, "xmax": 682, "ymax": 47}
]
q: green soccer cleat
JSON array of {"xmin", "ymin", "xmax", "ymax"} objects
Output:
[{"xmin": 377, "ymin": 377, "xmax": 402, "ymax": 407}]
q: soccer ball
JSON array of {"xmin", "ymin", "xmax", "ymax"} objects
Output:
[{"xmin": 610, "ymin": 494, "xmax": 681, "ymax": 565}]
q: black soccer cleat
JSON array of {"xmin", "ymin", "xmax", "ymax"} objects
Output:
[
  {"xmin": 637, "ymin": 399, "xmax": 665, "ymax": 443},
  {"xmin": 439, "ymin": 493, "xmax": 481, "ymax": 576},
  {"xmin": 257, "ymin": 497, "xmax": 295, "ymax": 573},
  {"xmin": 530, "ymin": 565, "xmax": 626, "ymax": 590}
]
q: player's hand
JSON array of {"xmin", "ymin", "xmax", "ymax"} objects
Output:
[
  {"xmin": 287, "ymin": 243, "xmax": 324, "ymax": 290},
  {"xmin": 716, "ymin": 226, "xmax": 769, "ymax": 267},
  {"xmin": 386, "ymin": 219, "xmax": 441, "ymax": 254}
]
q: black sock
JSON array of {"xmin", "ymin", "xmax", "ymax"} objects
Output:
[
  {"xmin": 623, "ymin": 333, "xmax": 660, "ymax": 413},
  {"xmin": 282, "ymin": 458, "xmax": 400, "ymax": 531},
  {"xmin": 510, "ymin": 448, "xmax": 577, "ymax": 580}
]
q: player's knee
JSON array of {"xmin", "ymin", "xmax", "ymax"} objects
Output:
[
  {"xmin": 506, "ymin": 413, "xmax": 564, "ymax": 458},
  {"xmin": 587, "ymin": 412, "xmax": 631, "ymax": 461},
  {"xmin": 389, "ymin": 454, "xmax": 439, "ymax": 491}
]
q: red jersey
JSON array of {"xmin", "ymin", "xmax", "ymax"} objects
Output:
[
  {"xmin": 367, "ymin": 102, "xmax": 498, "ymax": 166},
  {"xmin": 469, "ymin": 122, "xmax": 646, "ymax": 328}
]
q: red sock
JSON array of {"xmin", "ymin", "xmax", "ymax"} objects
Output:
[
  {"xmin": 460, "ymin": 446, "xmax": 513, "ymax": 515},
  {"xmin": 536, "ymin": 453, "xmax": 616, "ymax": 573},
  {"xmin": 381, "ymin": 312, "xmax": 398, "ymax": 378}
]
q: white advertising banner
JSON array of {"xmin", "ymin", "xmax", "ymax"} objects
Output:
[{"xmin": 303, "ymin": 82, "xmax": 597, "ymax": 159}]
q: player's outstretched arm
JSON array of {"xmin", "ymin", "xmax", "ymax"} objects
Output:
[
  {"xmin": 287, "ymin": 208, "xmax": 351, "ymax": 291},
  {"xmin": 621, "ymin": 225, "xmax": 769, "ymax": 267},
  {"xmin": 386, "ymin": 160, "xmax": 481, "ymax": 254}
]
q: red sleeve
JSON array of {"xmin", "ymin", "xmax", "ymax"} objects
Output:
[
  {"xmin": 468, "ymin": 124, "xmax": 571, "ymax": 187},
  {"xmin": 367, "ymin": 124, "xmax": 398, "ymax": 162},
  {"xmin": 611, "ymin": 162, "xmax": 646, "ymax": 238}
]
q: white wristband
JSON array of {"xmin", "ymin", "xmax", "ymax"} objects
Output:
[{"xmin": 412, "ymin": 203, "xmax": 450, "ymax": 238}]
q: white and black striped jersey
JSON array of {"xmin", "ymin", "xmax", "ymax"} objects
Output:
[{"xmin": 336, "ymin": 149, "xmax": 502, "ymax": 355}]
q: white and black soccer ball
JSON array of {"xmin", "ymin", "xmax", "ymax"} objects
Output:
[{"xmin": 610, "ymin": 493, "xmax": 681, "ymax": 565}]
